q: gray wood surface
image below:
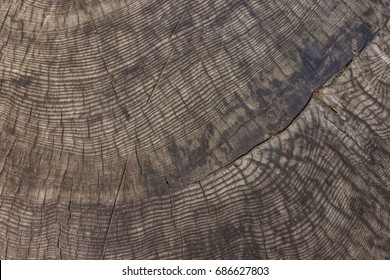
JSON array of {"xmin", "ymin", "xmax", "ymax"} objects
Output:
[{"xmin": 0, "ymin": 0, "xmax": 389, "ymax": 259}]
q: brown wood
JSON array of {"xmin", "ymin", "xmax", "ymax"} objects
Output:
[{"xmin": 0, "ymin": 0, "xmax": 389, "ymax": 259}]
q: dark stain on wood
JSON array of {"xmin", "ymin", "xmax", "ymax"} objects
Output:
[
  {"xmin": 122, "ymin": 107, "xmax": 130, "ymax": 120},
  {"xmin": 206, "ymin": 122, "xmax": 215, "ymax": 136},
  {"xmin": 11, "ymin": 76, "xmax": 34, "ymax": 88}
]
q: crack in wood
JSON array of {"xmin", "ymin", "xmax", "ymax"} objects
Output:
[{"xmin": 101, "ymin": 162, "xmax": 127, "ymax": 258}]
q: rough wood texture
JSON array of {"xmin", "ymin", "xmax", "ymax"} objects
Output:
[{"xmin": 0, "ymin": 0, "xmax": 389, "ymax": 259}]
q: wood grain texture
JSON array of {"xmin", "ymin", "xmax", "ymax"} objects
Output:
[{"xmin": 0, "ymin": 0, "xmax": 389, "ymax": 259}]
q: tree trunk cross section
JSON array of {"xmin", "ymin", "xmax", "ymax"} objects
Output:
[{"xmin": 0, "ymin": 0, "xmax": 389, "ymax": 259}]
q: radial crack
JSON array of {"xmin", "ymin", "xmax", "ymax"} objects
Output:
[{"xmin": 101, "ymin": 162, "xmax": 127, "ymax": 259}]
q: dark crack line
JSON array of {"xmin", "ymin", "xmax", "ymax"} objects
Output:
[
  {"xmin": 101, "ymin": 162, "xmax": 127, "ymax": 259},
  {"xmin": 147, "ymin": 9, "xmax": 186, "ymax": 103}
]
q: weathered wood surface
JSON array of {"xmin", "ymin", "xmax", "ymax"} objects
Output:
[{"xmin": 0, "ymin": 0, "xmax": 389, "ymax": 259}]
